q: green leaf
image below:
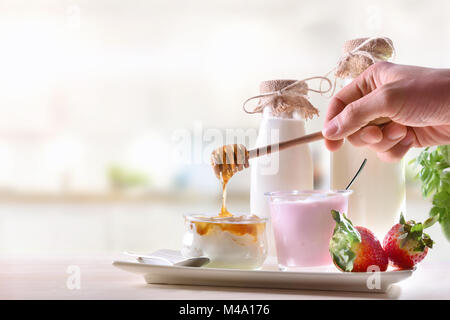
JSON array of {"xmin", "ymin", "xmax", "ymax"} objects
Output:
[
  {"xmin": 410, "ymin": 145, "xmax": 450, "ymax": 243},
  {"xmin": 399, "ymin": 213, "xmax": 434, "ymax": 253},
  {"xmin": 329, "ymin": 210, "xmax": 361, "ymax": 272},
  {"xmin": 430, "ymin": 206, "xmax": 443, "ymax": 218},
  {"xmin": 433, "ymin": 191, "xmax": 450, "ymax": 208},
  {"xmin": 422, "ymin": 233, "xmax": 434, "ymax": 249},
  {"xmin": 440, "ymin": 214, "xmax": 450, "ymax": 242},
  {"xmin": 331, "ymin": 209, "xmax": 341, "ymax": 223},
  {"xmin": 409, "ymin": 222, "xmax": 423, "ymax": 238},
  {"xmin": 439, "ymin": 145, "xmax": 450, "ymax": 164},
  {"xmin": 413, "ymin": 241, "xmax": 426, "ymax": 252},
  {"xmin": 423, "ymin": 215, "xmax": 439, "ymax": 229},
  {"xmin": 399, "ymin": 212, "xmax": 406, "ymax": 224}
]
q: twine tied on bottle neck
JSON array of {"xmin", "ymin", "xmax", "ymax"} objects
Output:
[
  {"xmin": 321, "ymin": 36, "xmax": 395, "ymax": 96},
  {"xmin": 242, "ymin": 76, "xmax": 332, "ymax": 120}
]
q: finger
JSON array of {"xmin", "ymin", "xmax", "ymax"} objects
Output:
[
  {"xmin": 322, "ymin": 62, "xmax": 394, "ymax": 150},
  {"xmin": 323, "ymin": 63, "xmax": 384, "ymax": 123},
  {"xmin": 347, "ymin": 125, "xmax": 383, "ymax": 147},
  {"xmin": 325, "ymin": 138, "xmax": 343, "ymax": 152},
  {"xmin": 322, "ymin": 62, "xmax": 398, "ymax": 141},
  {"xmin": 323, "ymin": 87, "xmax": 370, "ymax": 151},
  {"xmin": 368, "ymin": 122, "xmax": 407, "ymax": 153},
  {"xmin": 323, "ymin": 96, "xmax": 346, "ymax": 151},
  {"xmin": 323, "ymin": 69, "xmax": 378, "ymax": 151},
  {"xmin": 377, "ymin": 127, "xmax": 416, "ymax": 162},
  {"xmin": 323, "ymin": 87, "xmax": 395, "ymax": 140},
  {"xmin": 323, "ymin": 76, "xmax": 376, "ymax": 144}
]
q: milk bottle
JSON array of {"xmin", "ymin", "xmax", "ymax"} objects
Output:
[{"xmin": 247, "ymin": 79, "xmax": 318, "ymax": 256}]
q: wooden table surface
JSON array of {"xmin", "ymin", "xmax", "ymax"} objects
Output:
[{"xmin": 1, "ymin": 255, "xmax": 449, "ymax": 300}]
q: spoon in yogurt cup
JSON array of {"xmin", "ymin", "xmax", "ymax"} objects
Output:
[{"xmin": 344, "ymin": 158, "xmax": 367, "ymax": 190}]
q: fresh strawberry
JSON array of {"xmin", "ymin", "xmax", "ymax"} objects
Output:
[
  {"xmin": 329, "ymin": 210, "xmax": 388, "ymax": 272},
  {"xmin": 383, "ymin": 213, "xmax": 435, "ymax": 269}
]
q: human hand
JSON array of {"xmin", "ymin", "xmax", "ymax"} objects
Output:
[{"xmin": 322, "ymin": 62, "xmax": 450, "ymax": 162}]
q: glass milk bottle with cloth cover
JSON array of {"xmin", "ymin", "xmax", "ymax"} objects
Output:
[
  {"xmin": 244, "ymin": 78, "xmax": 330, "ymax": 256},
  {"xmin": 330, "ymin": 37, "xmax": 406, "ymax": 239}
]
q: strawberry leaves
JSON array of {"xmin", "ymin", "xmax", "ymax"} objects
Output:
[
  {"xmin": 329, "ymin": 210, "xmax": 361, "ymax": 272},
  {"xmin": 423, "ymin": 214, "xmax": 439, "ymax": 229},
  {"xmin": 398, "ymin": 213, "xmax": 434, "ymax": 252}
]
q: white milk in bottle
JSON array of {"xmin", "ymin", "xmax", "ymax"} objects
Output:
[
  {"xmin": 248, "ymin": 80, "xmax": 315, "ymax": 257},
  {"xmin": 330, "ymin": 37, "xmax": 406, "ymax": 239}
]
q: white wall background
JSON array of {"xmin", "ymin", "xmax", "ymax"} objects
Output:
[{"xmin": 0, "ymin": 0, "xmax": 448, "ymax": 257}]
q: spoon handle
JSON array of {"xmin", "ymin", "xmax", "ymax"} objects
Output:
[{"xmin": 249, "ymin": 131, "xmax": 323, "ymax": 159}]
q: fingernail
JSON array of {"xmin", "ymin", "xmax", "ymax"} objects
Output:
[
  {"xmin": 400, "ymin": 134, "xmax": 414, "ymax": 146},
  {"xmin": 387, "ymin": 127, "xmax": 407, "ymax": 140},
  {"xmin": 323, "ymin": 119, "xmax": 339, "ymax": 138},
  {"xmin": 360, "ymin": 132, "xmax": 379, "ymax": 144}
]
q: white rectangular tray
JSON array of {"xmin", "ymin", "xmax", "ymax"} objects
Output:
[{"xmin": 113, "ymin": 256, "xmax": 413, "ymax": 293}]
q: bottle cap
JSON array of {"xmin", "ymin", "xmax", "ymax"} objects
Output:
[
  {"xmin": 259, "ymin": 80, "xmax": 297, "ymax": 94},
  {"xmin": 336, "ymin": 37, "xmax": 394, "ymax": 79}
]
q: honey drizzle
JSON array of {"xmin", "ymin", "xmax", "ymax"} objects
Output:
[
  {"xmin": 211, "ymin": 144, "xmax": 249, "ymax": 218},
  {"xmin": 204, "ymin": 144, "xmax": 263, "ymax": 239},
  {"xmin": 220, "ymin": 181, "xmax": 232, "ymax": 217},
  {"xmin": 219, "ymin": 145, "xmax": 233, "ymax": 217}
]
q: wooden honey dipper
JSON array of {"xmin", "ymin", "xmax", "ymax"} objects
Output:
[
  {"xmin": 210, "ymin": 131, "xmax": 322, "ymax": 181},
  {"xmin": 210, "ymin": 118, "xmax": 390, "ymax": 181}
]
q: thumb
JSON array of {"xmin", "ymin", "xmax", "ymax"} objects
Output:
[{"xmin": 322, "ymin": 88, "xmax": 393, "ymax": 140}]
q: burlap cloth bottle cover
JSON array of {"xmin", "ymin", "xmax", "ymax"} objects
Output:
[
  {"xmin": 242, "ymin": 77, "xmax": 332, "ymax": 120},
  {"xmin": 336, "ymin": 37, "xmax": 395, "ymax": 79}
]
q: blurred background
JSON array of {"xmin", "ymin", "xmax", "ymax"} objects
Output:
[{"xmin": 0, "ymin": 0, "xmax": 448, "ymax": 260}]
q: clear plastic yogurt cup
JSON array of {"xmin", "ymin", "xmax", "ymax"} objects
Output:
[
  {"xmin": 265, "ymin": 190, "xmax": 352, "ymax": 270},
  {"xmin": 181, "ymin": 213, "xmax": 268, "ymax": 269}
]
